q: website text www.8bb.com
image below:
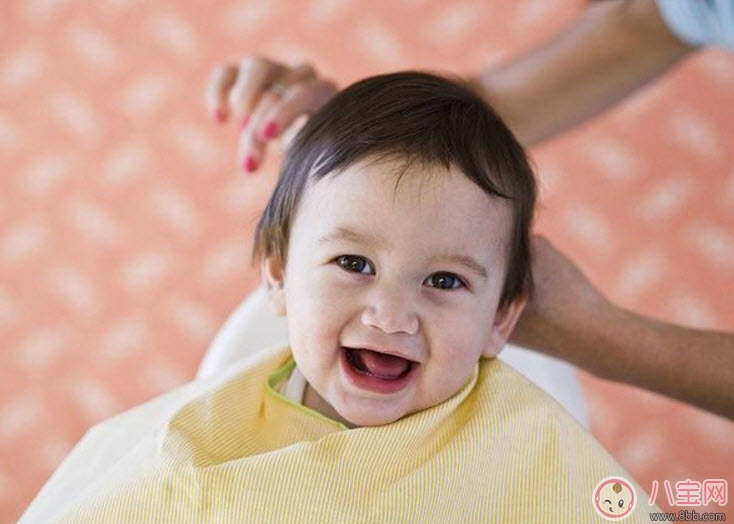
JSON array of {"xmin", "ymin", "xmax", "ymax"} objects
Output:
[{"xmin": 648, "ymin": 509, "xmax": 726, "ymax": 521}]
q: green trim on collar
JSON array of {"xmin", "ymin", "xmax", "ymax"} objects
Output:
[{"xmin": 265, "ymin": 356, "xmax": 348, "ymax": 430}]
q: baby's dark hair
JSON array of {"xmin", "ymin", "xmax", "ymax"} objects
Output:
[{"xmin": 254, "ymin": 71, "xmax": 536, "ymax": 307}]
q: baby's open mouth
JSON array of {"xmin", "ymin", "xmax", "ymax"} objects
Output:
[{"xmin": 344, "ymin": 347, "xmax": 416, "ymax": 380}]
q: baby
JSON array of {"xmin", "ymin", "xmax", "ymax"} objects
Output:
[{"xmin": 21, "ymin": 71, "xmax": 652, "ymax": 523}]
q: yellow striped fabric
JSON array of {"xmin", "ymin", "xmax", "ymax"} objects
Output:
[{"xmin": 20, "ymin": 346, "xmax": 654, "ymax": 523}]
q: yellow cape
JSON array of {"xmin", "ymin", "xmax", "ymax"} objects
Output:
[{"xmin": 21, "ymin": 346, "xmax": 653, "ymax": 523}]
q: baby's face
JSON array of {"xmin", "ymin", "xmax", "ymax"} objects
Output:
[{"xmin": 265, "ymin": 158, "xmax": 524, "ymax": 426}]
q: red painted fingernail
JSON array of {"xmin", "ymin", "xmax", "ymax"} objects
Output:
[
  {"xmin": 240, "ymin": 116, "xmax": 250, "ymax": 130},
  {"xmin": 243, "ymin": 156, "xmax": 258, "ymax": 173},
  {"xmin": 214, "ymin": 108, "xmax": 227, "ymax": 123},
  {"xmin": 261, "ymin": 121, "xmax": 279, "ymax": 139}
]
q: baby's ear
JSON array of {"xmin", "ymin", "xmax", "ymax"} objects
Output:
[
  {"xmin": 482, "ymin": 295, "xmax": 527, "ymax": 358},
  {"xmin": 261, "ymin": 256, "xmax": 287, "ymax": 316}
]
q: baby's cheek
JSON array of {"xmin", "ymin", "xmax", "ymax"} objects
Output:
[
  {"xmin": 442, "ymin": 317, "xmax": 486, "ymax": 357},
  {"xmin": 436, "ymin": 335, "xmax": 486, "ymax": 389}
]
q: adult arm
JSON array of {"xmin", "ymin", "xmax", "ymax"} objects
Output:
[
  {"xmin": 511, "ymin": 237, "xmax": 734, "ymax": 420},
  {"xmin": 208, "ymin": 0, "xmax": 695, "ymax": 170},
  {"xmin": 470, "ymin": 0, "xmax": 694, "ymax": 146}
]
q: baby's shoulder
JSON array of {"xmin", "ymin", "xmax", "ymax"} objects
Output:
[
  {"xmin": 468, "ymin": 358, "xmax": 649, "ymax": 517},
  {"xmin": 476, "ymin": 358, "xmax": 579, "ymax": 423},
  {"xmin": 474, "ymin": 358, "xmax": 612, "ymax": 465},
  {"xmin": 88, "ymin": 345, "xmax": 293, "ymax": 441}
]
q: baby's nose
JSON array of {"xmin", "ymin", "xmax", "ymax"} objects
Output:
[{"xmin": 360, "ymin": 285, "xmax": 419, "ymax": 335}]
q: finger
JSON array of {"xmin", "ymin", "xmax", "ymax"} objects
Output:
[
  {"xmin": 237, "ymin": 87, "xmax": 282, "ymax": 173},
  {"xmin": 277, "ymin": 114, "xmax": 309, "ymax": 152},
  {"xmin": 228, "ymin": 56, "xmax": 285, "ymax": 125},
  {"xmin": 205, "ymin": 63, "xmax": 238, "ymax": 122},
  {"xmin": 256, "ymin": 77, "xmax": 338, "ymax": 142},
  {"xmin": 235, "ymin": 65, "xmax": 316, "ymax": 172},
  {"xmin": 237, "ymin": 76, "xmax": 327, "ymax": 173},
  {"xmin": 250, "ymin": 63, "xmax": 318, "ymax": 140},
  {"xmin": 279, "ymin": 63, "xmax": 317, "ymax": 87}
]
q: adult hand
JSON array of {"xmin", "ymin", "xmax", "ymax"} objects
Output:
[
  {"xmin": 206, "ymin": 57, "xmax": 338, "ymax": 173},
  {"xmin": 513, "ymin": 236, "xmax": 734, "ymax": 419},
  {"xmin": 510, "ymin": 235, "xmax": 611, "ymax": 366}
]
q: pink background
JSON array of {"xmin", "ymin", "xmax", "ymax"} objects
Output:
[{"xmin": 1, "ymin": 0, "xmax": 733, "ymax": 521}]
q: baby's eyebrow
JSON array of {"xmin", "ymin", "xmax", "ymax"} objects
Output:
[
  {"xmin": 316, "ymin": 227, "xmax": 380, "ymax": 247},
  {"xmin": 427, "ymin": 254, "xmax": 488, "ymax": 279}
]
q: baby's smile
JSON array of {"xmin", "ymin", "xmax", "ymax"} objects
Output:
[{"xmin": 341, "ymin": 346, "xmax": 419, "ymax": 394}]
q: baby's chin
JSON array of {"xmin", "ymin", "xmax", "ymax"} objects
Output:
[
  {"xmin": 338, "ymin": 409, "xmax": 405, "ymax": 429},
  {"xmin": 303, "ymin": 377, "xmax": 415, "ymax": 427},
  {"xmin": 331, "ymin": 391, "xmax": 450, "ymax": 428},
  {"xmin": 324, "ymin": 394, "xmax": 414, "ymax": 428},
  {"xmin": 316, "ymin": 393, "xmax": 403, "ymax": 428}
]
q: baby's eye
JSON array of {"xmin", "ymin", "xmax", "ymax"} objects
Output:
[
  {"xmin": 336, "ymin": 255, "xmax": 374, "ymax": 275},
  {"xmin": 424, "ymin": 272, "xmax": 464, "ymax": 290}
]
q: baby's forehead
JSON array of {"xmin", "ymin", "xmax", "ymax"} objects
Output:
[
  {"xmin": 314, "ymin": 154, "xmax": 502, "ymax": 200},
  {"xmin": 299, "ymin": 156, "xmax": 514, "ymax": 252},
  {"xmin": 309, "ymin": 154, "xmax": 511, "ymax": 210}
]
